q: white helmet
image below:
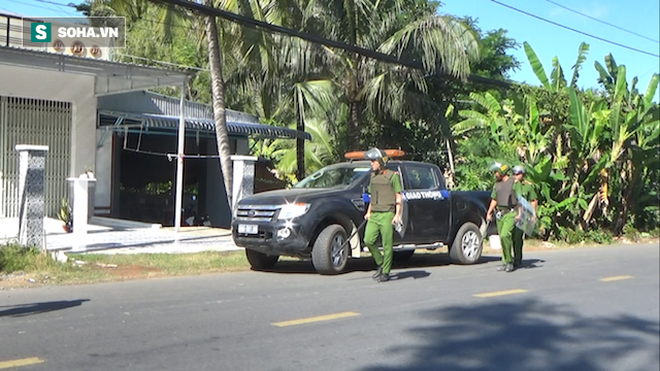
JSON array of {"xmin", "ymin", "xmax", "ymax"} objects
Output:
[{"xmin": 512, "ymin": 165, "xmax": 526, "ymax": 175}]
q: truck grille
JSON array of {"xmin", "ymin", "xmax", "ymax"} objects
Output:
[{"xmin": 234, "ymin": 205, "xmax": 279, "ymax": 222}]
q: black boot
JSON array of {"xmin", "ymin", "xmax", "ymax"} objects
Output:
[
  {"xmin": 372, "ymin": 265, "xmax": 383, "ymax": 279},
  {"xmin": 376, "ymin": 273, "xmax": 390, "ymax": 282}
]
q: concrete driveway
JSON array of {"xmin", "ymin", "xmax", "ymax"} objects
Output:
[{"xmin": 1, "ymin": 217, "xmax": 240, "ymax": 255}]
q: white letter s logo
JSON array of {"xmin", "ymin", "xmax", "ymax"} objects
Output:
[{"xmin": 35, "ymin": 24, "xmax": 48, "ymax": 40}]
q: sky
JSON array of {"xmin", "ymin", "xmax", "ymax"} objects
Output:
[
  {"xmin": 439, "ymin": 0, "xmax": 659, "ymax": 101},
  {"xmin": 2, "ymin": 0, "xmax": 659, "ymax": 101}
]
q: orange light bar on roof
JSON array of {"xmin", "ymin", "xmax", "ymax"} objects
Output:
[{"xmin": 344, "ymin": 149, "xmax": 406, "ymax": 160}]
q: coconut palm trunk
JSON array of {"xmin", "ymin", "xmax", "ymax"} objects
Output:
[
  {"xmin": 204, "ymin": 0, "xmax": 233, "ymax": 208},
  {"xmin": 348, "ymin": 100, "xmax": 361, "ymax": 151}
]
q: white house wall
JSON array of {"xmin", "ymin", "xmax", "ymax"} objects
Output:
[
  {"xmin": 0, "ymin": 64, "xmax": 97, "ymax": 217},
  {"xmin": 0, "ymin": 64, "xmax": 97, "ymax": 177}
]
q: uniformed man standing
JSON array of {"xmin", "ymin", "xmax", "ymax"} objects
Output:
[
  {"xmin": 486, "ymin": 162, "xmax": 518, "ymax": 272},
  {"xmin": 512, "ymin": 165, "xmax": 538, "ymax": 268},
  {"xmin": 364, "ymin": 148, "xmax": 403, "ymax": 282}
]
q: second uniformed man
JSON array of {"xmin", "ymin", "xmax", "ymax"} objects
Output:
[
  {"xmin": 364, "ymin": 148, "xmax": 403, "ymax": 282},
  {"xmin": 512, "ymin": 165, "xmax": 538, "ymax": 268}
]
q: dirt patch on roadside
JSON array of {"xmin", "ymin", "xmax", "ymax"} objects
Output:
[
  {"xmin": 102, "ymin": 264, "xmax": 163, "ymax": 279},
  {"xmin": 0, "ymin": 265, "xmax": 164, "ymax": 290}
]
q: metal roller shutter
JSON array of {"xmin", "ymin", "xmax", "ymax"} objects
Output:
[{"xmin": 0, "ymin": 96, "xmax": 71, "ymax": 218}]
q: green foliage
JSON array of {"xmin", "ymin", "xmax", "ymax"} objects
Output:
[
  {"xmin": 97, "ymin": 0, "xmax": 659, "ymax": 242},
  {"xmin": 623, "ymin": 221, "xmax": 641, "ymax": 242},
  {"xmin": 58, "ymin": 198, "xmax": 72, "ymax": 225},
  {"xmin": 650, "ymin": 228, "xmax": 660, "ymax": 238},
  {"xmin": 0, "ymin": 244, "xmax": 59, "ymax": 273},
  {"xmin": 452, "ymin": 45, "xmax": 658, "ymax": 242},
  {"xmin": 586, "ymin": 229, "xmax": 614, "ymax": 244},
  {"xmin": 565, "ymin": 228, "xmax": 585, "ymax": 245}
]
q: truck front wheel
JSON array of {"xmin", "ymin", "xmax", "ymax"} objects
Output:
[
  {"xmin": 245, "ymin": 249, "xmax": 279, "ymax": 270},
  {"xmin": 449, "ymin": 222, "xmax": 483, "ymax": 264},
  {"xmin": 312, "ymin": 224, "xmax": 348, "ymax": 275}
]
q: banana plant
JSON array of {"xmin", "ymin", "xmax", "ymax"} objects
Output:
[
  {"xmin": 569, "ymin": 42, "xmax": 590, "ymax": 89},
  {"xmin": 582, "ymin": 67, "xmax": 659, "ymax": 229},
  {"xmin": 511, "ymin": 95, "xmax": 553, "ymax": 166},
  {"xmin": 455, "ymin": 92, "xmax": 509, "ymax": 142},
  {"xmin": 523, "ymin": 41, "xmax": 590, "ymax": 91}
]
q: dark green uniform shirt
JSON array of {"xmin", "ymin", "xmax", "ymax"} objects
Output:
[{"xmin": 513, "ymin": 180, "xmax": 537, "ymax": 203}]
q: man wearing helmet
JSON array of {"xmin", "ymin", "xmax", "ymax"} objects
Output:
[
  {"xmin": 363, "ymin": 147, "xmax": 403, "ymax": 282},
  {"xmin": 512, "ymin": 165, "xmax": 538, "ymax": 268},
  {"xmin": 486, "ymin": 162, "xmax": 518, "ymax": 272}
]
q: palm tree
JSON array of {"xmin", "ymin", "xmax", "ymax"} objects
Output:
[
  {"xmin": 280, "ymin": 0, "xmax": 479, "ymax": 151},
  {"xmin": 91, "ymin": 0, "xmax": 237, "ymax": 207},
  {"xmin": 203, "ymin": 0, "xmax": 233, "ymax": 208}
]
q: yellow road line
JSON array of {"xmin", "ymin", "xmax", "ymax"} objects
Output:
[
  {"xmin": 473, "ymin": 289, "xmax": 528, "ymax": 298},
  {"xmin": 272, "ymin": 311, "xmax": 361, "ymax": 327},
  {"xmin": 600, "ymin": 275, "xmax": 634, "ymax": 282},
  {"xmin": 0, "ymin": 357, "xmax": 45, "ymax": 369}
]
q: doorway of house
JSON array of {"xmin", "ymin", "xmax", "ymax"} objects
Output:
[{"xmin": 114, "ymin": 130, "xmax": 204, "ymax": 227}]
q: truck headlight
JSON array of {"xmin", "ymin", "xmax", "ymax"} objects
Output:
[{"xmin": 278, "ymin": 203, "xmax": 310, "ymax": 220}]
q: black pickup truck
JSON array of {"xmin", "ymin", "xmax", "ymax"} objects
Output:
[{"xmin": 231, "ymin": 159, "xmax": 497, "ymax": 274}]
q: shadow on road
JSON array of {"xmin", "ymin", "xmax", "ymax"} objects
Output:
[
  {"xmin": 259, "ymin": 253, "xmax": 503, "ymax": 275},
  {"xmin": 359, "ymin": 297, "xmax": 660, "ymax": 371},
  {"xmin": 391, "ymin": 270, "xmax": 431, "ymax": 280},
  {"xmin": 0, "ymin": 299, "xmax": 90, "ymax": 318}
]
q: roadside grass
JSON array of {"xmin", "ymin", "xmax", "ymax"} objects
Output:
[
  {"xmin": 0, "ymin": 243, "xmax": 251, "ymax": 289},
  {"xmin": 77, "ymin": 250, "xmax": 250, "ymax": 276}
]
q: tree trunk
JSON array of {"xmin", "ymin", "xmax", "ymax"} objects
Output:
[
  {"xmin": 348, "ymin": 100, "xmax": 360, "ymax": 151},
  {"xmin": 614, "ymin": 160, "xmax": 634, "ymax": 235},
  {"xmin": 296, "ymin": 101, "xmax": 305, "ymax": 181},
  {"xmin": 445, "ymin": 139, "xmax": 455, "ymax": 189},
  {"xmin": 204, "ymin": 2, "xmax": 233, "ymax": 208}
]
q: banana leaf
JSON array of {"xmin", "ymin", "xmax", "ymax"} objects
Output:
[
  {"xmin": 523, "ymin": 41, "xmax": 550, "ymax": 89},
  {"xmin": 570, "ymin": 42, "xmax": 589, "ymax": 88}
]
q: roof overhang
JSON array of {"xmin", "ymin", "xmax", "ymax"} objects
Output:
[
  {"xmin": 99, "ymin": 110, "xmax": 312, "ymax": 141},
  {"xmin": 0, "ymin": 46, "xmax": 191, "ymax": 96}
]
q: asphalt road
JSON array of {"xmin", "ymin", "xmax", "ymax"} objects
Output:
[{"xmin": 1, "ymin": 243, "xmax": 658, "ymax": 371}]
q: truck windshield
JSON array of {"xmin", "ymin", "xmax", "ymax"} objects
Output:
[{"xmin": 294, "ymin": 165, "xmax": 371, "ymax": 189}]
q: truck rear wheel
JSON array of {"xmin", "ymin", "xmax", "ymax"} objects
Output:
[
  {"xmin": 449, "ymin": 222, "xmax": 483, "ymax": 265},
  {"xmin": 312, "ymin": 224, "xmax": 348, "ymax": 275},
  {"xmin": 245, "ymin": 249, "xmax": 279, "ymax": 270}
]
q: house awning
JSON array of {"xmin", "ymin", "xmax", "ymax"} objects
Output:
[
  {"xmin": 99, "ymin": 110, "xmax": 312, "ymax": 141},
  {"xmin": 0, "ymin": 45, "xmax": 191, "ymax": 96}
]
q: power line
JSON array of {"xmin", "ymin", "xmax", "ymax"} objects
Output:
[
  {"xmin": 118, "ymin": 53, "xmax": 210, "ymax": 72},
  {"xmin": 489, "ymin": 0, "xmax": 659, "ymax": 58},
  {"xmin": 147, "ymin": 0, "xmax": 513, "ymax": 88},
  {"xmin": 544, "ymin": 0, "xmax": 659, "ymax": 44},
  {"xmin": 149, "ymin": 0, "xmax": 427, "ymax": 70},
  {"xmin": 7, "ymin": 0, "xmax": 77, "ymax": 16},
  {"xmin": 5, "ymin": 0, "xmax": 514, "ymax": 88},
  {"xmin": 33, "ymin": 0, "xmax": 80, "ymax": 15}
]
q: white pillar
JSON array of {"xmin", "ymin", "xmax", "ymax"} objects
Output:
[
  {"xmin": 68, "ymin": 174, "xmax": 96, "ymax": 252},
  {"xmin": 174, "ymin": 79, "xmax": 188, "ymax": 235},
  {"xmin": 230, "ymin": 156, "xmax": 257, "ymax": 211},
  {"xmin": 15, "ymin": 145, "xmax": 49, "ymax": 249}
]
